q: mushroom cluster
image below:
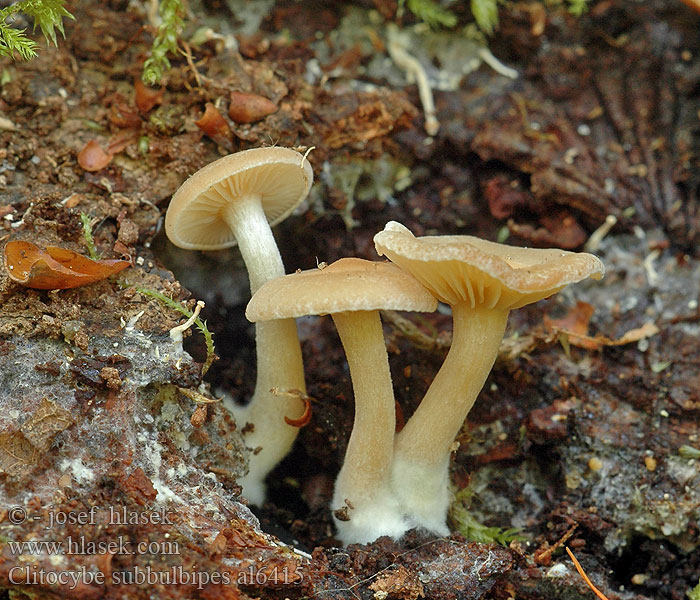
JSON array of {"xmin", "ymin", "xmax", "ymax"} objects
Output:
[{"xmin": 165, "ymin": 148, "xmax": 605, "ymax": 546}]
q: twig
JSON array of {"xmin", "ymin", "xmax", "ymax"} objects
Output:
[{"xmin": 566, "ymin": 547, "xmax": 610, "ymax": 600}]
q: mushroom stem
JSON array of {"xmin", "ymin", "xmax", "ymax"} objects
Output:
[
  {"xmin": 236, "ymin": 317, "xmax": 306, "ymax": 504},
  {"xmin": 222, "ymin": 194, "xmax": 285, "ymax": 293},
  {"xmin": 392, "ymin": 303, "xmax": 508, "ymax": 532},
  {"xmin": 331, "ymin": 310, "xmax": 405, "ymax": 544},
  {"xmin": 222, "ymin": 194, "xmax": 306, "ymax": 505}
]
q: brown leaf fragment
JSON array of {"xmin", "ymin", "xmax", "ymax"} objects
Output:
[
  {"xmin": 369, "ymin": 565, "xmax": 425, "ymax": 600},
  {"xmin": 121, "ymin": 467, "xmax": 157, "ymax": 506},
  {"xmin": 108, "ymin": 100, "xmax": 141, "ymax": 128},
  {"xmin": 195, "ymin": 102, "xmax": 232, "ymax": 140},
  {"xmin": 134, "ymin": 78, "xmax": 164, "ymax": 113},
  {"xmin": 0, "ymin": 432, "xmax": 37, "ymax": 479},
  {"xmin": 106, "ymin": 129, "xmax": 140, "ymax": 155},
  {"xmin": 4, "ymin": 240, "xmax": 130, "ymax": 289},
  {"xmin": 77, "ymin": 139, "xmax": 113, "ymax": 171},
  {"xmin": 190, "ymin": 404, "xmax": 208, "ymax": 428},
  {"xmin": 281, "ymin": 389, "xmax": 312, "ymax": 427},
  {"xmin": 612, "ymin": 322, "xmax": 660, "ymax": 345},
  {"xmin": 20, "ymin": 398, "xmax": 73, "ymax": 452},
  {"xmin": 228, "ymin": 91, "xmax": 277, "ymax": 123},
  {"xmin": 545, "ymin": 301, "xmax": 595, "ymax": 341},
  {"xmin": 545, "ymin": 302, "xmax": 659, "ymax": 350}
]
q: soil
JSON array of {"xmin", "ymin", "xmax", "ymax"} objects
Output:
[{"xmin": 0, "ymin": 0, "xmax": 699, "ymax": 599}]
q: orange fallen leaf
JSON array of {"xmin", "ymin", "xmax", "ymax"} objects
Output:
[
  {"xmin": 680, "ymin": 0, "xmax": 700, "ymax": 14},
  {"xmin": 3, "ymin": 240, "xmax": 130, "ymax": 289},
  {"xmin": 545, "ymin": 302, "xmax": 659, "ymax": 350}
]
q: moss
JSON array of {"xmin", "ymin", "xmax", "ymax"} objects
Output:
[
  {"xmin": 449, "ymin": 481, "xmax": 524, "ymax": 545},
  {"xmin": 689, "ymin": 580, "xmax": 700, "ymax": 600}
]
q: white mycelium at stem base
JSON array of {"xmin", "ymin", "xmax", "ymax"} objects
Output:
[
  {"xmin": 222, "ymin": 195, "xmax": 306, "ymax": 506},
  {"xmin": 331, "ymin": 310, "xmax": 405, "ymax": 545},
  {"xmin": 391, "ymin": 304, "xmax": 508, "ymax": 534}
]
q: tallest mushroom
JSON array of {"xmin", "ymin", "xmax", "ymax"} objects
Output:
[
  {"xmin": 374, "ymin": 221, "xmax": 604, "ymax": 535},
  {"xmin": 165, "ymin": 147, "xmax": 313, "ymax": 504}
]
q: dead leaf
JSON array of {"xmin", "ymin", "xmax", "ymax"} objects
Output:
[
  {"xmin": 106, "ymin": 129, "xmax": 140, "ymax": 155},
  {"xmin": 78, "ymin": 130, "xmax": 139, "ymax": 171},
  {"xmin": 3, "ymin": 240, "xmax": 131, "ymax": 289},
  {"xmin": 195, "ymin": 103, "xmax": 232, "ymax": 140},
  {"xmin": 77, "ymin": 139, "xmax": 113, "ymax": 171},
  {"xmin": 20, "ymin": 398, "xmax": 73, "ymax": 451},
  {"xmin": 134, "ymin": 78, "xmax": 164, "ymax": 113},
  {"xmin": 0, "ymin": 432, "xmax": 36, "ymax": 479},
  {"xmin": 228, "ymin": 91, "xmax": 277, "ymax": 123},
  {"xmin": 108, "ymin": 100, "xmax": 141, "ymax": 128},
  {"xmin": 546, "ymin": 302, "xmax": 659, "ymax": 350}
]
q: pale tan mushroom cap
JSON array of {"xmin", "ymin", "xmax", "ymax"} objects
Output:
[
  {"xmin": 165, "ymin": 147, "xmax": 313, "ymax": 250},
  {"xmin": 374, "ymin": 221, "xmax": 605, "ymax": 310},
  {"xmin": 246, "ymin": 257, "xmax": 438, "ymax": 321}
]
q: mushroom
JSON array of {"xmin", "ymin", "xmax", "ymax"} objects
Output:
[
  {"xmin": 246, "ymin": 258, "xmax": 437, "ymax": 544},
  {"xmin": 374, "ymin": 221, "xmax": 604, "ymax": 535},
  {"xmin": 165, "ymin": 147, "xmax": 313, "ymax": 505}
]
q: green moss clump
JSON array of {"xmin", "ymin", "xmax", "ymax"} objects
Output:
[{"xmin": 0, "ymin": 0, "xmax": 73, "ymax": 60}]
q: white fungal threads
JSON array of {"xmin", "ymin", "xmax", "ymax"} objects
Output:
[
  {"xmin": 585, "ymin": 214, "xmax": 618, "ymax": 253},
  {"xmin": 387, "ymin": 29, "xmax": 440, "ymax": 137},
  {"xmin": 477, "ymin": 47, "xmax": 519, "ymax": 80},
  {"xmin": 301, "ymin": 146, "xmax": 315, "ymax": 168},
  {"xmin": 169, "ymin": 300, "xmax": 204, "ymax": 343}
]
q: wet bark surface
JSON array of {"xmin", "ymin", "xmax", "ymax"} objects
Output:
[{"xmin": 0, "ymin": 0, "xmax": 699, "ymax": 598}]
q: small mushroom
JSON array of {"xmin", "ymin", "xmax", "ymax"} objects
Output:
[
  {"xmin": 374, "ymin": 221, "xmax": 604, "ymax": 535},
  {"xmin": 246, "ymin": 258, "xmax": 437, "ymax": 544},
  {"xmin": 165, "ymin": 147, "xmax": 313, "ymax": 505}
]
